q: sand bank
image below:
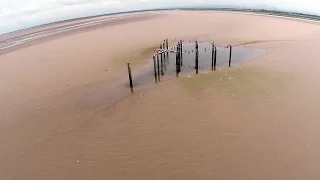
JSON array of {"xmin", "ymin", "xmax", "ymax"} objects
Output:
[{"xmin": 1, "ymin": 11, "xmax": 320, "ymax": 179}]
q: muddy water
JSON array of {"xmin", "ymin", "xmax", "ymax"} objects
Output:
[
  {"xmin": 130, "ymin": 42, "xmax": 265, "ymax": 89},
  {"xmin": 81, "ymin": 42, "xmax": 264, "ymax": 115},
  {"xmin": 3, "ymin": 10, "xmax": 320, "ymax": 180}
]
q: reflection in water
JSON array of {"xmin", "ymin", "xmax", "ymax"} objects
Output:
[{"xmin": 130, "ymin": 42, "xmax": 265, "ymax": 88}]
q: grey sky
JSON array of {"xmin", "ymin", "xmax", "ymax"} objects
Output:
[{"xmin": 0, "ymin": 0, "xmax": 319, "ymax": 35}]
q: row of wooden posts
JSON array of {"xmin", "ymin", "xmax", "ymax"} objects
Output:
[{"xmin": 127, "ymin": 40, "xmax": 233, "ymax": 93}]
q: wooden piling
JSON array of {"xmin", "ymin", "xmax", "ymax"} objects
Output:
[
  {"xmin": 229, "ymin": 45, "xmax": 232, "ymax": 67},
  {"xmin": 166, "ymin": 39, "xmax": 169, "ymax": 50},
  {"xmin": 153, "ymin": 56, "xmax": 158, "ymax": 84},
  {"xmin": 163, "ymin": 52, "xmax": 167, "ymax": 71},
  {"xmin": 211, "ymin": 42, "xmax": 214, "ymax": 71},
  {"xmin": 176, "ymin": 44, "xmax": 180, "ymax": 77},
  {"xmin": 196, "ymin": 51, "xmax": 199, "ymax": 74},
  {"xmin": 127, "ymin": 63, "xmax": 134, "ymax": 93},
  {"xmin": 166, "ymin": 39, "xmax": 169, "ymax": 58},
  {"xmin": 160, "ymin": 52, "xmax": 164, "ymax": 76},
  {"xmin": 180, "ymin": 40, "xmax": 183, "ymax": 66},
  {"xmin": 157, "ymin": 55, "xmax": 161, "ymax": 82},
  {"xmin": 195, "ymin": 41, "xmax": 199, "ymax": 74},
  {"xmin": 214, "ymin": 46, "xmax": 217, "ymax": 71}
]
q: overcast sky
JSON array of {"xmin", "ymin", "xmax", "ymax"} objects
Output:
[{"xmin": 1, "ymin": 0, "xmax": 320, "ymax": 35}]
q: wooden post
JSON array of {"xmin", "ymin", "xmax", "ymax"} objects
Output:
[
  {"xmin": 164, "ymin": 39, "xmax": 167, "ymax": 60},
  {"xmin": 162, "ymin": 41, "xmax": 165, "ymax": 59},
  {"xmin": 163, "ymin": 48, "xmax": 165, "ymax": 64},
  {"xmin": 153, "ymin": 56, "xmax": 158, "ymax": 84},
  {"xmin": 176, "ymin": 44, "xmax": 180, "ymax": 77},
  {"xmin": 127, "ymin": 63, "xmax": 134, "ymax": 93},
  {"xmin": 196, "ymin": 51, "xmax": 199, "ymax": 74},
  {"xmin": 195, "ymin": 41, "xmax": 197, "ymax": 69},
  {"xmin": 166, "ymin": 39, "xmax": 169, "ymax": 50},
  {"xmin": 163, "ymin": 52, "xmax": 167, "ymax": 71},
  {"xmin": 177, "ymin": 41, "xmax": 180, "ymax": 66},
  {"xmin": 229, "ymin": 45, "xmax": 232, "ymax": 67},
  {"xmin": 160, "ymin": 52, "xmax": 164, "ymax": 76},
  {"xmin": 166, "ymin": 39, "xmax": 169, "ymax": 58},
  {"xmin": 195, "ymin": 41, "xmax": 199, "ymax": 74},
  {"xmin": 211, "ymin": 42, "xmax": 214, "ymax": 71},
  {"xmin": 180, "ymin": 40, "xmax": 183, "ymax": 66},
  {"xmin": 214, "ymin": 46, "xmax": 217, "ymax": 71},
  {"xmin": 157, "ymin": 54, "xmax": 161, "ymax": 82},
  {"xmin": 176, "ymin": 50, "xmax": 179, "ymax": 77}
]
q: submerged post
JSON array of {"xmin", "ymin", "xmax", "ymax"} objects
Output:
[
  {"xmin": 180, "ymin": 40, "xmax": 183, "ymax": 66},
  {"xmin": 127, "ymin": 63, "xmax": 134, "ymax": 93},
  {"xmin": 160, "ymin": 52, "xmax": 164, "ymax": 77},
  {"xmin": 229, "ymin": 45, "xmax": 232, "ymax": 67},
  {"xmin": 214, "ymin": 46, "xmax": 217, "ymax": 71},
  {"xmin": 166, "ymin": 39, "xmax": 169, "ymax": 58},
  {"xmin": 176, "ymin": 44, "xmax": 180, "ymax": 77},
  {"xmin": 211, "ymin": 42, "xmax": 214, "ymax": 71},
  {"xmin": 157, "ymin": 54, "xmax": 161, "ymax": 82},
  {"xmin": 195, "ymin": 41, "xmax": 199, "ymax": 74},
  {"xmin": 166, "ymin": 39, "xmax": 169, "ymax": 50},
  {"xmin": 163, "ymin": 52, "xmax": 167, "ymax": 71},
  {"xmin": 163, "ymin": 41, "xmax": 166, "ymax": 60},
  {"xmin": 153, "ymin": 56, "xmax": 158, "ymax": 84}
]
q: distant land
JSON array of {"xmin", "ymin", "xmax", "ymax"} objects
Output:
[{"xmin": 1, "ymin": 7, "xmax": 320, "ymax": 36}]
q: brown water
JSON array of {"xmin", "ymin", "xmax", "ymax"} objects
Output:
[
  {"xmin": 130, "ymin": 41, "xmax": 265, "ymax": 89},
  {"xmin": 85, "ymin": 42, "xmax": 264, "ymax": 111},
  {"xmin": 2, "ymin": 10, "xmax": 320, "ymax": 180}
]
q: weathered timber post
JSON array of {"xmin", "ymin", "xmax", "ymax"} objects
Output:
[
  {"xmin": 166, "ymin": 39, "xmax": 169, "ymax": 49},
  {"xmin": 229, "ymin": 45, "xmax": 232, "ymax": 67},
  {"xmin": 127, "ymin": 63, "xmax": 134, "ymax": 93},
  {"xmin": 176, "ymin": 44, "xmax": 180, "ymax": 77},
  {"xmin": 195, "ymin": 41, "xmax": 197, "ymax": 69},
  {"xmin": 214, "ymin": 46, "xmax": 217, "ymax": 71},
  {"xmin": 195, "ymin": 41, "xmax": 199, "ymax": 74},
  {"xmin": 153, "ymin": 56, "xmax": 158, "ymax": 83},
  {"xmin": 180, "ymin": 40, "xmax": 183, "ymax": 66},
  {"xmin": 163, "ymin": 41, "xmax": 166, "ymax": 60},
  {"xmin": 166, "ymin": 39, "xmax": 169, "ymax": 58},
  {"xmin": 157, "ymin": 54, "xmax": 161, "ymax": 82},
  {"xmin": 211, "ymin": 42, "xmax": 214, "ymax": 71},
  {"xmin": 177, "ymin": 41, "xmax": 180, "ymax": 65},
  {"xmin": 160, "ymin": 52, "xmax": 164, "ymax": 77},
  {"xmin": 163, "ymin": 51, "xmax": 167, "ymax": 71}
]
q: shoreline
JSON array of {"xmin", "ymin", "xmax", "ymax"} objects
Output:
[
  {"xmin": 0, "ymin": 12, "xmax": 164, "ymax": 53},
  {"xmin": 2, "ymin": 8, "xmax": 320, "ymax": 37},
  {"xmin": 1, "ymin": 8, "xmax": 320, "ymax": 53}
]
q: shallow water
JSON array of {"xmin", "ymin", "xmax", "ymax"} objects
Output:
[
  {"xmin": 3, "ymin": 10, "xmax": 320, "ymax": 180},
  {"xmin": 130, "ymin": 42, "xmax": 265, "ymax": 88}
]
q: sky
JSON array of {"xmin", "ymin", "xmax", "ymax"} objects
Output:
[{"xmin": 1, "ymin": 0, "xmax": 320, "ymax": 35}]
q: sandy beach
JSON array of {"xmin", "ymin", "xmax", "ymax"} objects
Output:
[{"xmin": 1, "ymin": 10, "xmax": 320, "ymax": 179}]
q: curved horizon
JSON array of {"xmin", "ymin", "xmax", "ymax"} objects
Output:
[{"xmin": 1, "ymin": 0, "xmax": 320, "ymax": 35}]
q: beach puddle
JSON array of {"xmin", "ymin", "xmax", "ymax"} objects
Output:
[
  {"xmin": 128, "ymin": 42, "xmax": 265, "ymax": 89},
  {"xmin": 83, "ymin": 42, "xmax": 265, "ymax": 109}
]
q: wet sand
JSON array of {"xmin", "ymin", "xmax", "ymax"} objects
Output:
[{"xmin": 1, "ymin": 11, "xmax": 320, "ymax": 179}]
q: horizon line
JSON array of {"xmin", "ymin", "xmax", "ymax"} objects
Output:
[{"xmin": 1, "ymin": 7, "xmax": 320, "ymax": 36}]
